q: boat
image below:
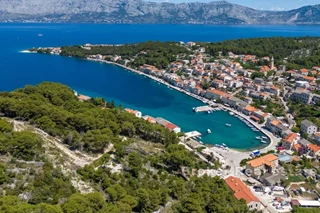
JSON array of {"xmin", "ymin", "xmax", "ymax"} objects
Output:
[
  {"xmin": 207, "ymin": 129, "xmax": 211, "ymax": 134},
  {"xmin": 261, "ymin": 136, "xmax": 267, "ymax": 139},
  {"xmin": 255, "ymin": 136, "xmax": 262, "ymax": 140},
  {"xmin": 225, "ymin": 123, "xmax": 231, "ymax": 127},
  {"xmin": 229, "ymin": 112, "xmax": 235, "ymax": 116},
  {"xmin": 38, "ymin": 34, "xmax": 43, "ymax": 37},
  {"xmin": 261, "ymin": 140, "xmax": 267, "ymax": 144},
  {"xmin": 207, "ymin": 110, "xmax": 211, "ymax": 114},
  {"xmin": 196, "ymin": 136, "xmax": 202, "ymax": 140},
  {"xmin": 222, "ymin": 143, "xmax": 227, "ymax": 147},
  {"xmin": 199, "ymin": 141, "xmax": 203, "ymax": 144}
]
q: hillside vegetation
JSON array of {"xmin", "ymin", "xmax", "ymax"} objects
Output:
[
  {"xmin": 35, "ymin": 37, "xmax": 320, "ymax": 70},
  {"xmin": 0, "ymin": 82, "xmax": 252, "ymax": 213},
  {"xmin": 204, "ymin": 37, "xmax": 320, "ymax": 69}
]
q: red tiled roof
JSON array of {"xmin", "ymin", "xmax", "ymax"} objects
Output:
[
  {"xmin": 245, "ymin": 105, "xmax": 258, "ymax": 112},
  {"xmin": 246, "ymin": 154, "xmax": 278, "ymax": 168},
  {"xmin": 293, "ymin": 144, "xmax": 301, "ymax": 151},
  {"xmin": 308, "ymin": 144, "xmax": 320, "ymax": 153},
  {"xmin": 284, "ymin": 133, "xmax": 298, "ymax": 144},
  {"xmin": 164, "ymin": 123, "xmax": 177, "ymax": 131},
  {"xmin": 225, "ymin": 176, "xmax": 260, "ymax": 204},
  {"xmin": 250, "ymin": 115, "xmax": 260, "ymax": 122}
]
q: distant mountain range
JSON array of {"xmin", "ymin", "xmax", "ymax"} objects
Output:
[{"xmin": 0, "ymin": 0, "xmax": 320, "ymax": 24}]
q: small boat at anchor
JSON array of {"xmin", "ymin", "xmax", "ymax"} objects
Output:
[
  {"xmin": 226, "ymin": 123, "xmax": 231, "ymax": 127},
  {"xmin": 207, "ymin": 129, "xmax": 211, "ymax": 134}
]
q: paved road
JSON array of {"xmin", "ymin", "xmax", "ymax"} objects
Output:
[
  {"xmin": 231, "ymin": 88, "xmax": 243, "ymax": 96},
  {"xmin": 279, "ymin": 97, "xmax": 296, "ymax": 128}
]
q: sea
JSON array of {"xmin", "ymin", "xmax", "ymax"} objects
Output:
[{"xmin": 1, "ymin": 23, "xmax": 320, "ymax": 150}]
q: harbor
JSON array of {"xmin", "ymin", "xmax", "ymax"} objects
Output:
[
  {"xmin": 85, "ymin": 59, "xmax": 276, "ymax": 150},
  {"xmin": 191, "ymin": 103, "xmax": 273, "ymax": 147},
  {"xmin": 22, "ymin": 48, "xmax": 276, "ymax": 151}
]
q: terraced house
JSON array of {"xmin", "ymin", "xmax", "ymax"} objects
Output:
[{"xmin": 246, "ymin": 154, "xmax": 279, "ymax": 178}]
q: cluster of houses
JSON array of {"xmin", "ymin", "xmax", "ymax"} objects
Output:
[
  {"xmin": 283, "ymin": 67, "xmax": 320, "ymax": 105},
  {"xmin": 240, "ymin": 152, "xmax": 320, "ymax": 210},
  {"xmin": 124, "ymin": 108, "xmax": 181, "ymax": 133},
  {"xmin": 262, "ymin": 116, "xmax": 320, "ymax": 159}
]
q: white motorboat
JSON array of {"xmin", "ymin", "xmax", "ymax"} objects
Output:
[
  {"xmin": 229, "ymin": 112, "xmax": 235, "ymax": 115},
  {"xmin": 256, "ymin": 136, "xmax": 261, "ymax": 140},
  {"xmin": 226, "ymin": 123, "xmax": 231, "ymax": 127},
  {"xmin": 207, "ymin": 129, "xmax": 211, "ymax": 134},
  {"xmin": 222, "ymin": 143, "xmax": 227, "ymax": 147},
  {"xmin": 261, "ymin": 140, "xmax": 267, "ymax": 144}
]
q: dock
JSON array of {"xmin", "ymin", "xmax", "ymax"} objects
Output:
[
  {"xmin": 184, "ymin": 131, "xmax": 202, "ymax": 139},
  {"xmin": 193, "ymin": 105, "xmax": 223, "ymax": 113},
  {"xmin": 193, "ymin": 105, "xmax": 212, "ymax": 113}
]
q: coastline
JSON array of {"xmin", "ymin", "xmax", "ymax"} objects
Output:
[
  {"xmin": 89, "ymin": 58, "xmax": 278, "ymax": 153},
  {"xmin": 25, "ymin": 51, "xmax": 278, "ymax": 153}
]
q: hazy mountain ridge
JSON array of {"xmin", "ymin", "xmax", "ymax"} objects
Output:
[{"xmin": 0, "ymin": 0, "xmax": 319, "ymax": 24}]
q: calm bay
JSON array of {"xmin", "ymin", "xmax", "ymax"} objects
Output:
[{"xmin": 1, "ymin": 23, "xmax": 320, "ymax": 150}]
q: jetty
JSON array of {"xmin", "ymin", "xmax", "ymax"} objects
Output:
[
  {"xmin": 184, "ymin": 131, "xmax": 202, "ymax": 139},
  {"xmin": 193, "ymin": 105, "xmax": 213, "ymax": 113}
]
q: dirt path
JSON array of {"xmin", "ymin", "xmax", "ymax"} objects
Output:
[{"xmin": 10, "ymin": 119, "xmax": 114, "ymax": 194}]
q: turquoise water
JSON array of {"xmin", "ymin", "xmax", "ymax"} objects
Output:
[{"xmin": 1, "ymin": 24, "xmax": 320, "ymax": 150}]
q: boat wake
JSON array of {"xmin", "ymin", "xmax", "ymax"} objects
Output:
[{"xmin": 19, "ymin": 50, "xmax": 34, "ymax": 53}]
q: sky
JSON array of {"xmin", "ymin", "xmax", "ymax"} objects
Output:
[{"xmin": 150, "ymin": 0, "xmax": 320, "ymax": 11}]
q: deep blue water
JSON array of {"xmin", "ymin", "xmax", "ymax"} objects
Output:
[{"xmin": 1, "ymin": 23, "xmax": 320, "ymax": 150}]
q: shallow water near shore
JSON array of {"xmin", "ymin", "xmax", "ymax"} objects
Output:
[{"xmin": 1, "ymin": 23, "xmax": 320, "ymax": 150}]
